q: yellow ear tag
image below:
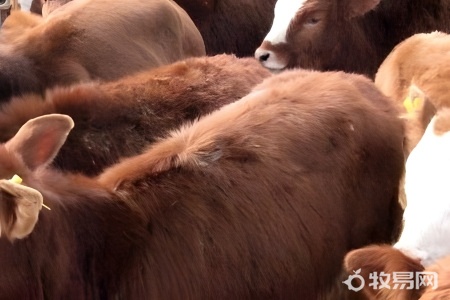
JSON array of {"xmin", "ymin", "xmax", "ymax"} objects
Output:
[
  {"xmin": 403, "ymin": 96, "xmax": 423, "ymax": 114},
  {"xmin": 10, "ymin": 174, "xmax": 22, "ymax": 184},
  {"xmin": 9, "ymin": 175, "xmax": 51, "ymax": 210}
]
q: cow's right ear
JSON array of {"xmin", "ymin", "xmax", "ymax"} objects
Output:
[
  {"xmin": 346, "ymin": 0, "xmax": 381, "ymax": 19},
  {"xmin": 5, "ymin": 114, "xmax": 74, "ymax": 171}
]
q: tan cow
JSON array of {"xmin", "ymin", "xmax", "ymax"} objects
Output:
[
  {"xmin": 375, "ymin": 32, "xmax": 450, "ymax": 155},
  {"xmin": 0, "ymin": 0, "xmax": 205, "ymax": 102},
  {"xmin": 32, "ymin": 0, "xmax": 277, "ymax": 57}
]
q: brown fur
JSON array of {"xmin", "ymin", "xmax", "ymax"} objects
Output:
[
  {"xmin": 433, "ymin": 108, "xmax": 450, "ymax": 136},
  {"xmin": 31, "ymin": 0, "xmax": 277, "ymax": 57},
  {"xmin": 0, "ymin": 0, "xmax": 205, "ymax": 102},
  {"xmin": 257, "ymin": 0, "xmax": 450, "ymax": 78},
  {"xmin": 0, "ymin": 54, "xmax": 269, "ymax": 175},
  {"xmin": 181, "ymin": 0, "xmax": 277, "ymax": 56},
  {"xmin": 30, "ymin": 0, "xmax": 44, "ymax": 14},
  {"xmin": 0, "ymin": 69, "xmax": 404, "ymax": 299}
]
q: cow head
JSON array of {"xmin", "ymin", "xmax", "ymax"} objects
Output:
[
  {"xmin": 255, "ymin": 0, "xmax": 380, "ymax": 71},
  {"xmin": 0, "ymin": 114, "xmax": 73, "ymax": 240}
]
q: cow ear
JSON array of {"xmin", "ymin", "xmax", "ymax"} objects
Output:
[
  {"xmin": 344, "ymin": 245, "xmax": 386, "ymax": 298},
  {"xmin": 344, "ymin": 245, "xmax": 425, "ymax": 299},
  {"xmin": 346, "ymin": 0, "xmax": 380, "ymax": 18},
  {"xmin": 6, "ymin": 114, "xmax": 74, "ymax": 170},
  {"xmin": 403, "ymin": 85, "xmax": 436, "ymax": 129},
  {"xmin": 0, "ymin": 180, "xmax": 44, "ymax": 240}
]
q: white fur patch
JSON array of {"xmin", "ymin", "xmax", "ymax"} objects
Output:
[
  {"xmin": 264, "ymin": 0, "xmax": 306, "ymax": 44},
  {"xmin": 254, "ymin": 49, "xmax": 288, "ymax": 70},
  {"xmin": 395, "ymin": 116, "xmax": 450, "ymax": 267}
]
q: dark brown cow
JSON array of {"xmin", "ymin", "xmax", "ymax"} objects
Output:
[
  {"xmin": 0, "ymin": 0, "xmax": 205, "ymax": 102},
  {"xmin": 174, "ymin": 0, "xmax": 277, "ymax": 56},
  {"xmin": 29, "ymin": 0, "xmax": 43, "ymax": 14},
  {"xmin": 0, "ymin": 54, "xmax": 269, "ymax": 175},
  {"xmin": 0, "ymin": 70, "xmax": 404, "ymax": 299},
  {"xmin": 255, "ymin": 0, "xmax": 450, "ymax": 78},
  {"xmin": 31, "ymin": 0, "xmax": 277, "ymax": 57}
]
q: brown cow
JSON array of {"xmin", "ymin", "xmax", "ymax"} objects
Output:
[
  {"xmin": 0, "ymin": 69, "xmax": 404, "ymax": 299},
  {"xmin": 32, "ymin": 0, "xmax": 277, "ymax": 57},
  {"xmin": 170, "ymin": 0, "xmax": 277, "ymax": 56},
  {"xmin": 255, "ymin": 0, "xmax": 450, "ymax": 78},
  {"xmin": 0, "ymin": 54, "xmax": 270, "ymax": 175},
  {"xmin": 0, "ymin": 0, "xmax": 205, "ymax": 102}
]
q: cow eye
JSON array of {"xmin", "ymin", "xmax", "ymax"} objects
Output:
[{"xmin": 306, "ymin": 17, "xmax": 320, "ymax": 25}]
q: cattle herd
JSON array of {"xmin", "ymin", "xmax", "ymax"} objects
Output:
[{"xmin": 0, "ymin": 0, "xmax": 449, "ymax": 299}]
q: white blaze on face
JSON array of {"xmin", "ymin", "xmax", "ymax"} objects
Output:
[
  {"xmin": 395, "ymin": 116, "xmax": 450, "ymax": 267},
  {"xmin": 264, "ymin": 0, "xmax": 307, "ymax": 44}
]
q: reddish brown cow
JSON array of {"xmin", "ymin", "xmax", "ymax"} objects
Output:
[
  {"xmin": 0, "ymin": 70, "xmax": 404, "ymax": 299},
  {"xmin": 0, "ymin": 0, "xmax": 205, "ymax": 102},
  {"xmin": 0, "ymin": 54, "xmax": 269, "ymax": 175},
  {"xmin": 31, "ymin": 0, "xmax": 277, "ymax": 57},
  {"xmin": 255, "ymin": 0, "xmax": 450, "ymax": 78}
]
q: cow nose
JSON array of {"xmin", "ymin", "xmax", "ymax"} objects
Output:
[
  {"xmin": 259, "ymin": 52, "xmax": 270, "ymax": 62},
  {"xmin": 255, "ymin": 48, "xmax": 271, "ymax": 62}
]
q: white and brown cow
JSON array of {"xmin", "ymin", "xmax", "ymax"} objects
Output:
[
  {"xmin": 255, "ymin": 0, "xmax": 450, "ymax": 78},
  {"xmin": 0, "ymin": 0, "xmax": 205, "ymax": 102},
  {"xmin": 344, "ymin": 105, "xmax": 450, "ymax": 299},
  {"xmin": 375, "ymin": 32, "xmax": 450, "ymax": 155},
  {"xmin": 0, "ymin": 70, "xmax": 404, "ymax": 299}
]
